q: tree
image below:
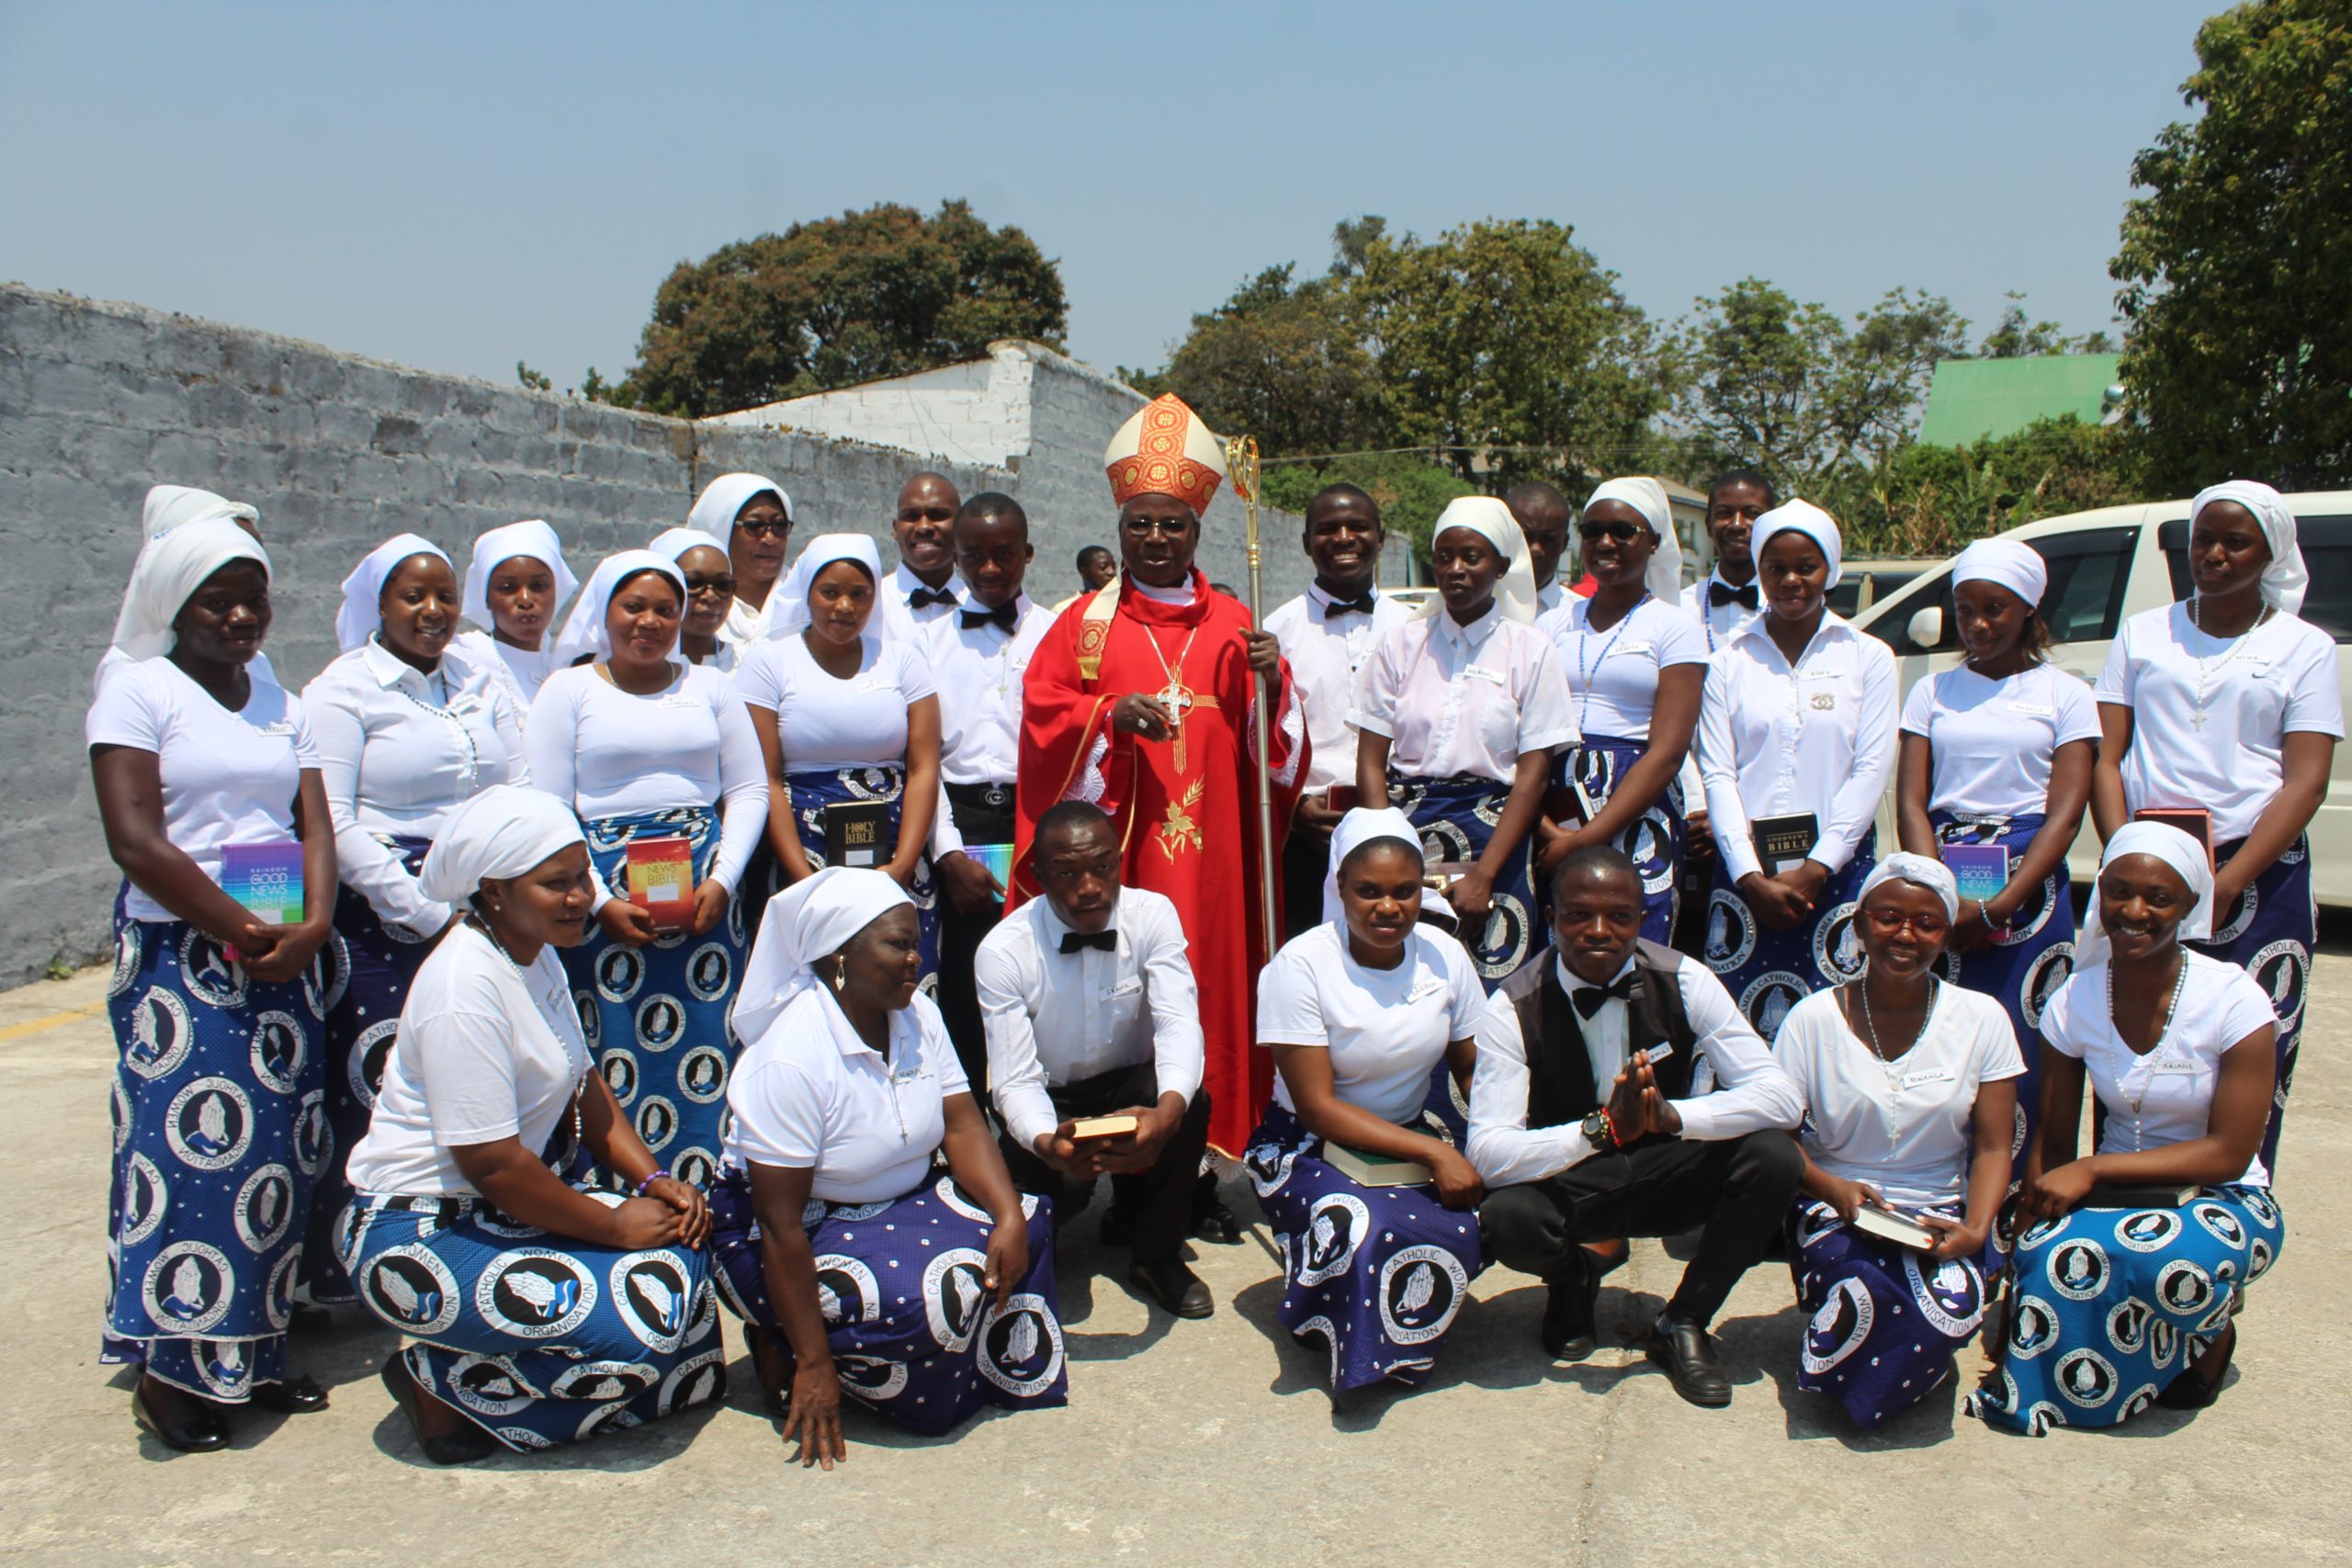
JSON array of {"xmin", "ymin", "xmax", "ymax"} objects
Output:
[
  {"xmin": 1260, "ymin": 450, "xmax": 1475, "ymax": 559},
  {"xmin": 1977, "ymin": 292, "xmax": 2112, "ymax": 358},
  {"xmin": 1671, "ymin": 278, "xmax": 1969, "ymax": 494},
  {"xmin": 2113, "ymin": 0, "xmax": 2352, "ymax": 491},
  {"xmin": 621, "ymin": 200, "xmax": 1068, "ymax": 417},
  {"xmin": 1818, "ymin": 416, "xmax": 2145, "ymax": 557},
  {"xmin": 1148, "ymin": 262, "xmax": 1388, "ymax": 461}
]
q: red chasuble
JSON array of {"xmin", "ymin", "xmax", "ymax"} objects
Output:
[{"xmin": 1013, "ymin": 570, "xmax": 1308, "ymax": 1155}]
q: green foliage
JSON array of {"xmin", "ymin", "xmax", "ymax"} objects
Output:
[
  {"xmin": 43, "ymin": 955, "xmax": 73, "ymax": 982},
  {"xmin": 2112, "ymin": 0, "xmax": 2352, "ymax": 491},
  {"xmin": 621, "ymin": 200, "xmax": 1068, "ymax": 417},
  {"xmin": 1151, "ymin": 263, "xmax": 1387, "ymax": 462},
  {"xmin": 514, "ymin": 360, "xmax": 552, "ymax": 392},
  {"xmin": 1977, "ymin": 292, "xmax": 2113, "ymax": 358},
  {"xmin": 1260, "ymin": 451, "xmax": 1475, "ymax": 558},
  {"xmin": 1818, "ymin": 416, "xmax": 2146, "ymax": 557}
]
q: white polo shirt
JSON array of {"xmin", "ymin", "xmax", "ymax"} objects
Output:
[
  {"xmin": 1537, "ymin": 592, "xmax": 1708, "ymax": 742},
  {"xmin": 1257, "ymin": 921, "xmax": 1487, "ymax": 1126},
  {"xmin": 1900, "ymin": 662, "xmax": 2101, "ymax": 820},
  {"xmin": 1351, "ymin": 604, "xmax": 1578, "ymax": 784}
]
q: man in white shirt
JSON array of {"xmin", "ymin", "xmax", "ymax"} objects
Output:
[
  {"xmin": 1263, "ymin": 483, "xmax": 1413, "ymax": 937},
  {"xmin": 924, "ymin": 492, "xmax": 1057, "ymax": 1084},
  {"xmin": 1506, "ymin": 480, "xmax": 1575, "ymax": 615},
  {"xmin": 977, "ymin": 802, "xmax": 1214, "ymax": 1320},
  {"xmin": 877, "ymin": 470, "xmax": 967, "ymax": 641},
  {"xmin": 1468, "ymin": 846, "xmax": 1802, "ymax": 1407}
]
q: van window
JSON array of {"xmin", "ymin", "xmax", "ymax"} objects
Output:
[
  {"xmin": 2161, "ymin": 513, "xmax": 2352, "ymax": 643},
  {"xmin": 1873, "ymin": 525, "xmax": 2140, "ymax": 655}
]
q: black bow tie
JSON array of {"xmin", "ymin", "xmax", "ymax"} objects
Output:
[
  {"xmin": 909, "ymin": 586, "xmax": 958, "ymax": 610},
  {"xmin": 961, "ymin": 602, "xmax": 1019, "ymax": 631},
  {"xmin": 1322, "ymin": 593, "xmax": 1376, "ymax": 618},
  {"xmin": 1571, "ymin": 973, "xmax": 1637, "ymax": 1019},
  {"xmin": 1708, "ymin": 581, "xmax": 1760, "ymax": 611},
  {"xmin": 1058, "ymin": 929, "xmax": 1117, "ymax": 954}
]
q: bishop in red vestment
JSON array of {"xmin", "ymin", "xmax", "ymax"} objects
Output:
[{"xmin": 1013, "ymin": 395, "xmax": 1307, "ymax": 1161}]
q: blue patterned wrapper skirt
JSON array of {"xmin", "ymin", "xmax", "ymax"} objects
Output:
[
  {"xmin": 1968, "ymin": 1185, "xmax": 2283, "ymax": 1436},
  {"xmin": 566, "ymin": 806, "xmax": 745, "ymax": 1190},
  {"xmin": 1786, "ymin": 1196, "xmax": 2001, "ymax": 1429},
  {"xmin": 1700, "ymin": 829, "xmax": 1879, "ymax": 1041},
  {"xmin": 709, "ymin": 1173, "xmax": 1068, "ymax": 1435},
  {"xmin": 2197, "ymin": 834, "xmax": 2312, "ymax": 1175},
  {"xmin": 345, "ymin": 1190, "xmax": 727, "ymax": 1450},
  {"xmin": 1391, "ymin": 772, "xmax": 1541, "ymax": 991},
  {"xmin": 780, "ymin": 766, "xmax": 940, "ymax": 987},
  {"xmin": 1552, "ymin": 736, "xmax": 1685, "ymax": 944},
  {"xmin": 303, "ymin": 833, "xmax": 434, "ymax": 1303},
  {"xmin": 102, "ymin": 916, "xmax": 328, "ymax": 1402},
  {"xmin": 1242, "ymin": 1069, "xmax": 1485, "ymax": 1393},
  {"xmin": 1932, "ymin": 812, "xmax": 2075, "ymax": 1170}
]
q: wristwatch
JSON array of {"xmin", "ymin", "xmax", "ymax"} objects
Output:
[{"xmin": 1581, "ymin": 1111, "xmax": 1614, "ymax": 1150}]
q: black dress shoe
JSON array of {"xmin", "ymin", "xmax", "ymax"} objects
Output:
[
  {"xmin": 132, "ymin": 1382, "xmax": 230, "ymax": 1453},
  {"xmin": 379, "ymin": 1359, "xmax": 495, "ymax": 1465},
  {"xmin": 1128, "ymin": 1258, "xmax": 1216, "ymax": 1318},
  {"xmin": 249, "ymin": 1373, "xmax": 330, "ymax": 1415},
  {"xmin": 1191, "ymin": 1201, "xmax": 1243, "ymax": 1245},
  {"xmin": 1645, "ymin": 1316, "xmax": 1734, "ymax": 1408},
  {"xmin": 1541, "ymin": 1258, "xmax": 1599, "ymax": 1361}
]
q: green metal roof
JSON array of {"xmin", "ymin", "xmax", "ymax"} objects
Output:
[{"xmin": 1916, "ymin": 354, "xmax": 2124, "ymax": 446}]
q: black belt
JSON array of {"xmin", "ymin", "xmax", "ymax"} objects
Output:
[{"xmin": 945, "ymin": 782, "xmax": 1015, "ymax": 810}]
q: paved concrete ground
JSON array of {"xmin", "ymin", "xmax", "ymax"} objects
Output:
[{"xmin": 4, "ymin": 950, "xmax": 2346, "ymax": 1568}]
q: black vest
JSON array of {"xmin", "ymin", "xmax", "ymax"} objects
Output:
[{"xmin": 1501, "ymin": 940, "xmax": 1700, "ymax": 1139}]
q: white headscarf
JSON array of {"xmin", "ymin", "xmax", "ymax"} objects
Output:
[
  {"xmin": 2191, "ymin": 480, "xmax": 2307, "ymax": 615},
  {"xmin": 1425, "ymin": 496, "xmax": 1543, "ymax": 626},
  {"xmin": 769, "ymin": 533, "xmax": 885, "ymax": 638},
  {"xmin": 649, "ymin": 527, "xmax": 731, "ymax": 567},
  {"xmin": 416, "ymin": 785, "xmax": 586, "ymax": 906},
  {"xmin": 2076, "ymin": 821, "xmax": 2216, "ymax": 969},
  {"xmin": 1583, "ymin": 477, "xmax": 1685, "ymax": 604},
  {"xmin": 336, "ymin": 534, "xmax": 452, "ymax": 653},
  {"xmin": 1319, "ymin": 806, "xmax": 1425, "ymax": 924},
  {"xmin": 1951, "ymin": 536, "xmax": 2047, "ymax": 607},
  {"xmin": 549, "ymin": 550, "xmax": 688, "ymax": 667},
  {"xmin": 732, "ymin": 867, "xmax": 916, "ymax": 1043},
  {"xmin": 141, "ymin": 484, "xmax": 256, "ymax": 543},
  {"xmin": 460, "ymin": 520, "xmax": 577, "ymax": 633},
  {"xmin": 687, "ymin": 472, "xmax": 793, "ymax": 539},
  {"xmin": 1754, "ymin": 500, "xmax": 1844, "ymax": 591},
  {"xmin": 108, "ymin": 520, "xmax": 272, "ymax": 660},
  {"xmin": 1854, "ymin": 852, "xmax": 1961, "ymax": 924}
]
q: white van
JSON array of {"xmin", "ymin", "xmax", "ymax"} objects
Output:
[{"xmin": 1850, "ymin": 491, "xmax": 2352, "ymax": 906}]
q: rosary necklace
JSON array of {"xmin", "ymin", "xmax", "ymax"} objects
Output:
[
  {"xmin": 1858, "ymin": 975, "xmax": 1939, "ymax": 1156},
  {"xmin": 2187, "ymin": 595, "xmax": 2276, "ymax": 731}
]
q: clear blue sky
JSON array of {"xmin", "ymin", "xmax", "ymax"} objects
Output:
[{"xmin": 1, "ymin": 0, "xmax": 2220, "ymax": 396}]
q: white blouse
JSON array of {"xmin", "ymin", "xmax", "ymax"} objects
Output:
[
  {"xmin": 1774, "ymin": 984, "xmax": 2024, "ymax": 1208},
  {"xmin": 85, "ymin": 658, "xmax": 321, "ymax": 923},
  {"xmin": 737, "ymin": 633, "xmax": 938, "ymax": 773},
  {"xmin": 724, "ymin": 987, "xmax": 969, "ymax": 1205},
  {"xmin": 302, "ymin": 637, "xmax": 527, "ymax": 933},
  {"xmin": 2043, "ymin": 953, "xmax": 2279, "ymax": 1187},
  {"xmin": 525, "ymin": 661, "xmax": 766, "ymax": 892},
  {"xmin": 1265, "ymin": 586, "xmax": 1415, "ymax": 794},
  {"xmin": 344, "ymin": 923, "xmax": 589, "ymax": 1199},
  {"xmin": 1256, "ymin": 922, "xmax": 1487, "ymax": 1126},
  {"xmin": 1696, "ymin": 612, "xmax": 1898, "ymax": 882},
  {"xmin": 1900, "ymin": 662, "xmax": 2101, "ymax": 820},
  {"xmin": 2096, "ymin": 603, "xmax": 2343, "ymax": 844},
  {"xmin": 448, "ymin": 627, "xmax": 560, "ymax": 716},
  {"xmin": 1537, "ymin": 592, "xmax": 1708, "ymax": 742},
  {"xmin": 1350, "ymin": 606, "xmax": 1578, "ymax": 783}
]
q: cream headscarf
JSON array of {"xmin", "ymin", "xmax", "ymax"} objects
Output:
[
  {"xmin": 768, "ymin": 533, "xmax": 885, "ymax": 638},
  {"xmin": 1854, "ymin": 852, "xmax": 1961, "ymax": 924},
  {"xmin": 549, "ymin": 550, "xmax": 688, "ymax": 667},
  {"xmin": 1319, "ymin": 807, "xmax": 1425, "ymax": 924},
  {"xmin": 1754, "ymin": 500, "xmax": 1844, "ymax": 591},
  {"xmin": 108, "ymin": 520, "xmax": 272, "ymax": 660},
  {"xmin": 416, "ymin": 785, "xmax": 587, "ymax": 906},
  {"xmin": 336, "ymin": 534, "xmax": 452, "ymax": 653},
  {"xmin": 141, "ymin": 484, "xmax": 257, "ymax": 543},
  {"xmin": 1951, "ymin": 536, "xmax": 2047, "ymax": 607},
  {"xmin": 1426, "ymin": 496, "xmax": 1542, "ymax": 626},
  {"xmin": 687, "ymin": 472, "xmax": 792, "ymax": 539},
  {"xmin": 649, "ymin": 527, "xmax": 731, "ymax": 567},
  {"xmin": 732, "ymin": 867, "xmax": 916, "ymax": 1043},
  {"xmin": 2190, "ymin": 480, "xmax": 2308, "ymax": 615},
  {"xmin": 1582, "ymin": 477, "xmax": 1685, "ymax": 604},
  {"xmin": 460, "ymin": 520, "xmax": 577, "ymax": 633},
  {"xmin": 2075, "ymin": 821, "xmax": 2216, "ymax": 969}
]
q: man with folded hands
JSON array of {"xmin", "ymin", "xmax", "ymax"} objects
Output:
[{"xmin": 976, "ymin": 801, "xmax": 1216, "ymax": 1319}]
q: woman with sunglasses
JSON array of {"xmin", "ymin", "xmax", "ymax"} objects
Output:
[
  {"xmin": 1693, "ymin": 501, "xmax": 1897, "ymax": 1039},
  {"xmin": 1771, "ymin": 853, "xmax": 2021, "ymax": 1429},
  {"xmin": 685, "ymin": 472, "xmax": 795, "ymax": 649},
  {"xmin": 650, "ymin": 527, "xmax": 741, "ymax": 675},
  {"xmin": 1351, "ymin": 497, "xmax": 1577, "ymax": 991},
  {"xmin": 1895, "ymin": 536, "xmax": 2097, "ymax": 1168},
  {"xmin": 1535, "ymin": 479, "xmax": 1706, "ymax": 945}
]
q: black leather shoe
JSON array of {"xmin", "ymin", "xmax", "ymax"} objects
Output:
[
  {"xmin": 1541, "ymin": 1258, "xmax": 1599, "ymax": 1361},
  {"xmin": 132, "ymin": 1381, "xmax": 229, "ymax": 1453},
  {"xmin": 1128, "ymin": 1259, "xmax": 1216, "ymax": 1318},
  {"xmin": 250, "ymin": 1373, "xmax": 330, "ymax": 1415},
  {"xmin": 1192, "ymin": 1201, "xmax": 1243, "ymax": 1245},
  {"xmin": 1645, "ymin": 1316, "xmax": 1734, "ymax": 1408},
  {"xmin": 379, "ymin": 1358, "xmax": 495, "ymax": 1465}
]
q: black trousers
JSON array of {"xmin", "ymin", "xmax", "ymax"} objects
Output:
[
  {"xmin": 1281, "ymin": 818, "xmax": 1330, "ymax": 942},
  {"xmin": 1477, "ymin": 1130, "xmax": 1802, "ymax": 1328},
  {"xmin": 997, "ymin": 1060, "xmax": 1212, "ymax": 1265},
  {"xmin": 936, "ymin": 782, "xmax": 1015, "ymax": 1092}
]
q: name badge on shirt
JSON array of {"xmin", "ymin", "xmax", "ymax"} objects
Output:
[
  {"xmin": 2007, "ymin": 701, "xmax": 2054, "ymax": 717},
  {"xmin": 447, "ymin": 693, "xmax": 483, "ymax": 717},
  {"xmin": 658, "ymin": 694, "xmax": 702, "ymax": 710},
  {"xmin": 1902, "ymin": 1067, "xmax": 1958, "ymax": 1090},
  {"xmin": 1617, "ymin": 641, "xmax": 1654, "ymax": 657},
  {"xmin": 854, "ymin": 676, "xmax": 894, "ymax": 694},
  {"xmin": 1103, "ymin": 976, "xmax": 1144, "ymax": 1000},
  {"xmin": 1464, "ymin": 664, "xmax": 1507, "ymax": 685},
  {"xmin": 257, "ymin": 718, "xmax": 299, "ymax": 737},
  {"xmin": 1405, "ymin": 974, "xmax": 1445, "ymax": 1004},
  {"xmin": 2150, "ymin": 1057, "xmax": 2201, "ymax": 1075}
]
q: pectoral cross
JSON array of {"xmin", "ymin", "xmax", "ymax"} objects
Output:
[{"xmin": 1157, "ymin": 678, "xmax": 1195, "ymax": 772}]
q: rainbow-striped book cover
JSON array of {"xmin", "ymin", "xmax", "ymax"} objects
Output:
[
  {"xmin": 966, "ymin": 843, "xmax": 1016, "ymax": 889},
  {"xmin": 220, "ymin": 840, "xmax": 304, "ymax": 924}
]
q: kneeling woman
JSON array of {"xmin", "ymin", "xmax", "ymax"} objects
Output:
[
  {"xmin": 1773, "ymin": 854, "xmax": 2022, "ymax": 1429},
  {"xmin": 1245, "ymin": 809, "xmax": 1488, "ymax": 1393},
  {"xmin": 713, "ymin": 868, "xmax": 1064, "ymax": 1467},
  {"xmin": 344, "ymin": 786, "xmax": 725, "ymax": 1462},
  {"xmin": 1971, "ymin": 824, "xmax": 2284, "ymax": 1435}
]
